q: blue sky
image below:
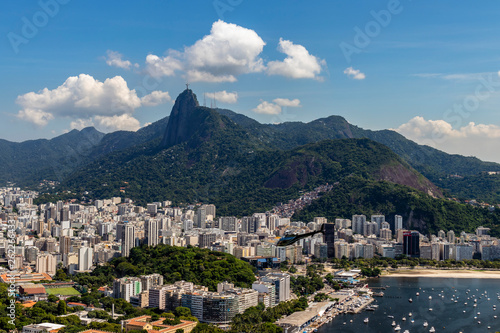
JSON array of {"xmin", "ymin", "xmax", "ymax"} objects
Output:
[{"xmin": 2, "ymin": 1, "xmax": 500, "ymax": 162}]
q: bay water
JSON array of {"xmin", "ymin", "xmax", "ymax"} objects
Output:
[{"xmin": 317, "ymin": 277, "xmax": 500, "ymax": 333}]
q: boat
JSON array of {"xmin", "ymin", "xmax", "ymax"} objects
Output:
[
  {"xmin": 402, "ymin": 317, "xmax": 406, "ymax": 321},
  {"xmin": 429, "ymin": 296, "xmax": 432, "ymax": 300},
  {"xmin": 423, "ymin": 321, "xmax": 428, "ymax": 327},
  {"xmin": 416, "ymin": 292, "xmax": 420, "ymax": 296},
  {"xmin": 364, "ymin": 318, "xmax": 369, "ymax": 323},
  {"xmin": 411, "ymin": 319, "xmax": 415, "ymax": 323},
  {"xmin": 408, "ymin": 312, "xmax": 412, "ymax": 317},
  {"xmin": 392, "ymin": 320, "xmax": 396, "ymax": 326},
  {"xmin": 388, "ymin": 315, "xmax": 395, "ymax": 319},
  {"xmin": 404, "ymin": 330, "xmax": 410, "ymax": 333},
  {"xmin": 394, "ymin": 325, "xmax": 401, "ymax": 331},
  {"xmin": 429, "ymin": 308, "xmax": 433, "ymax": 311},
  {"xmin": 429, "ymin": 327, "xmax": 436, "ymax": 332},
  {"xmin": 408, "ymin": 298, "xmax": 413, "ymax": 303}
]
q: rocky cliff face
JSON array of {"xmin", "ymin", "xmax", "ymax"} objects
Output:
[{"xmin": 161, "ymin": 89, "xmax": 200, "ymax": 148}]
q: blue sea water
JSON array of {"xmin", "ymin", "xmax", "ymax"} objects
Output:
[{"xmin": 317, "ymin": 277, "xmax": 500, "ymax": 333}]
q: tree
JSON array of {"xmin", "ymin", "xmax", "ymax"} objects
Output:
[
  {"xmin": 48, "ymin": 294, "xmax": 59, "ymax": 303},
  {"xmin": 175, "ymin": 330, "xmax": 184, "ymax": 333},
  {"xmin": 192, "ymin": 323, "xmax": 224, "ymax": 333},
  {"xmin": 174, "ymin": 306, "xmax": 192, "ymax": 317},
  {"xmin": 57, "ymin": 300, "xmax": 67, "ymax": 315},
  {"xmin": 53, "ymin": 269, "xmax": 68, "ymax": 281}
]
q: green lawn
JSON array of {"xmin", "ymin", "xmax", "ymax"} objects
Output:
[{"xmin": 46, "ymin": 287, "xmax": 81, "ymax": 296}]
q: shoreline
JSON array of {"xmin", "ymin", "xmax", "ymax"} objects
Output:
[{"xmin": 381, "ymin": 269, "xmax": 500, "ymax": 279}]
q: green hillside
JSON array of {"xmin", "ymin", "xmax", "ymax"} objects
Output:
[
  {"xmin": 76, "ymin": 245, "xmax": 256, "ymax": 292},
  {"xmin": 293, "ymin": 175, "xmax": 500, "ymax": 237}
]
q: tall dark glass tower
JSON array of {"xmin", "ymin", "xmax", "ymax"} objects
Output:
[
  {"xmin": 403, "ymin": 231, "xmax": 420, "ymax": 257},
  {"xmin": 323, "ymin": 222, "xmax": 336, "ymax": 258}
]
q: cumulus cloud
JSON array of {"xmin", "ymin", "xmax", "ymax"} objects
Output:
[
  {"xmin": 267, "ymin": 38, "xmax": 325, "ymax": 80},
  {"xmin": 145, "ymin": 53, "xmax": 183, "ymax": 77},
  {"xmin": 273, "ymin": 98, "xmax": 301, "ymax": 107},
  {"xmin": 344, "ymin": 67, "xmax": 366, "ymax": 80},
  {"xmin": 140, "ymin": 90, "xmax": 171, "ymax": 106},
  {"xmin": 209, "ymin": 91, "xmax": 238, "ymax": 104},
  {"xmin": 253, "ymin": 101, "xmax": 282, "ymax": 115},
  {"xmin": 252, "ymin": 98, "xmax": 302, "ymax": 115},
  {"xmin": 16, "ymin": 74, "xmax": 170, "ymax": 131},
  {"xmin": 146, "ymin": 20, "xmax": 265, "ymax": 82},
  {"xmin": 145, "ymin": 21, "xmax": 324, "ymax": 82},
  {"xmin": 394, "ymin": 116, "xmax": 500, "ymax": 163},
  {"xmin": 70, "ymin": 118, "xmax": 94, "ymax": 130},
  {"xmin": 17, "ymin": 109, "xmax": 54, "ymax": 126},
  {"xmin": 94, "ymin": 114, "xmax": 141, "ymax": 132},
  {"xmin": 105, "ymin": 50, "xmax": 138, "ymax": 70}
]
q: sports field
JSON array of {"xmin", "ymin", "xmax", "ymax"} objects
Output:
[{"xmin": 46, "ymin": 287, "xmax": 81, "ymax": 296}]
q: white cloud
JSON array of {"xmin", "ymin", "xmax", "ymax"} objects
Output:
[
  {"xmin": 343, "ymin": 67, "xmax": 366, "ymax": 80},
  {"xmin": 94, "ymin": 114, "xmax": 141, "ymax": 132},
  {"xmin": 16, "ymin": 109, "xmax": 54, "ymax": 126},
  {"xmin": 146, "ymin": 20, "xmax": 265, "ymax": 82},
  {"xmin": 252, "ymin": 101, "xmax": 282, "ymax": 115},
  {"xmin": 105, "ymin": 50, "xmax": 138, "ymax": 70},
  {"xmin": 273, "ymin": 98, "xmax": 301, "ymax": 107},
  {"xmin": 210, "ymin": 91, "xmax": 238, "ymax": 104},
  {"xmin": 412, "ymin": 72, "xmax": 497, "ymax": 81},
  {"xmin": 145, "ymin": 21, "xmax": 325, "ymax": 82},
  {"xmin": 70, "ymin": 118, "xmax": 94, "ymax": 130},
  {"xmin": 140, "ymin": 90, "xmax": 171, "ymax": 106},
  {"xmin": 16, "ymin": 74, "xmax": 170, "ymax": 131},
  {"xmin": 145, "ymin": 53, "xmax": 183, "ymax": 77},
  {"xmin": 267, "ymin": 38, "xmax": 325, "ymax": 80},
  {"xmin": 252, "ymin": 98, "xmax": 301, "ymax": 115},
  {"xmin": 394, "ymin": 116, "xmax": 500, "ymax": 163}
]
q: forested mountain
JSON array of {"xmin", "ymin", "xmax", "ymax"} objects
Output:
[
  {"xmin": 3, "ymin": 89, "xmax": 500, "ymax": 235},
  {"xmin": 62, "ymin": 90, "xmax": 437, "ymax": 216},
  {"xmin": 4, "ymin": 89, "xmax": 499, "ymax": 203},
  {"xmin": 217, "ymin": 110, "xmax": 500, "ymax": 202}
]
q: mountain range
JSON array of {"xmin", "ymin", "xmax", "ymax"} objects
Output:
[{"xmin": 3, "ymin": 89, "xmax": 500, "ymax": 235}]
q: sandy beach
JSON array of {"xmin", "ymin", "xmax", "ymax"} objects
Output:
[{"xmin": 383, "ymin": 269, "xmax": 500, "ymax": 279}]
